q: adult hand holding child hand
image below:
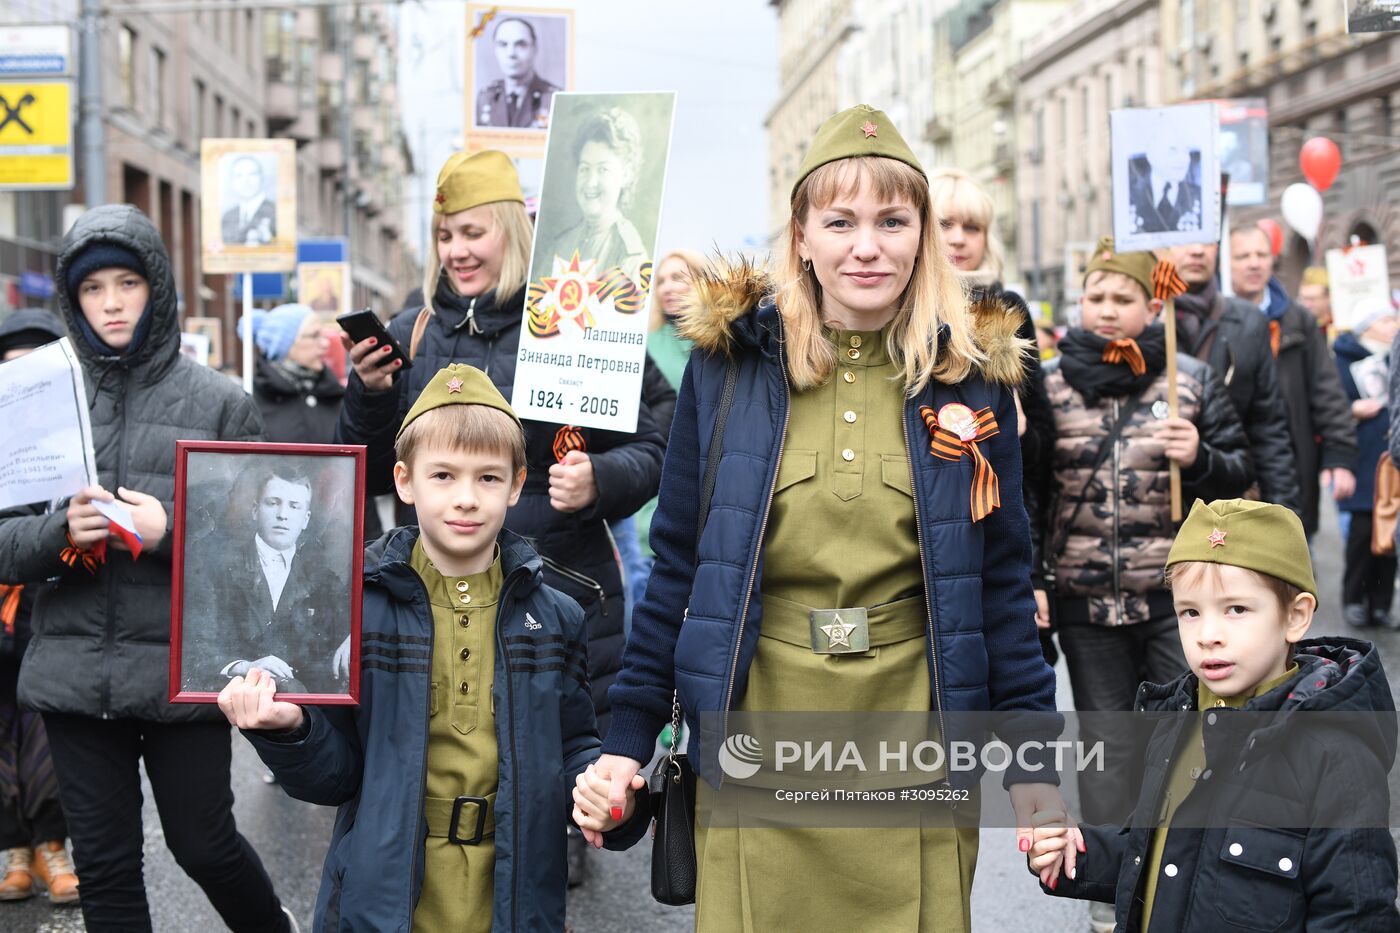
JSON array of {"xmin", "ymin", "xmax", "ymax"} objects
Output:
[{"xmin": 572, "ymin": 754, "xmax": 645, "ymax": 847}]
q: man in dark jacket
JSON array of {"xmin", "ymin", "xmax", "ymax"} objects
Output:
[
  {"xmin": 1166, "ymin": 240, "xmax": 1301, "ymax": 512},
  {"xmin": 1230, "ymin": 225, "xmax": 1357, "ymax": 535},
  {"xmin": 0, "ymin": 205, "xmax": 293, "ymax": 931},
  {"xmin": 336, "ymin": 279, "xmax": 667, "ymax": 735}
]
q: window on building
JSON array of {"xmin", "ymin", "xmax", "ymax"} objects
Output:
[
  {"xmin": 1378, "ymin": 95, "xmax": 1393, "ymax": 137},
  {"xmin": 1136, "ymin": 57, "xmax": 1146, "ymax": 103},
  {"xmin": 119, "ymin": 26, "xmax": 136, "ymax": 109},
  {"xmin": 231, "ymin": 105, "xmax": 241, "ymax": 137},
  {"xmin": 298, "ymin": 40, "xmax": 317, "ymax": 108},
  {"xmin": 149, "ymin": 46, "xmax": 166, "ymax": 127},
  {"xmin": 246, "ymin": 11, "xmax": 256, "ymax": 67},
  {"xmin": 192, "ymin": 78, "xmax": 205, "ymax": 142},
  {"xmin": 265, "ymin": 12, "xmax": 296, "ymax": 82},
  {"xmin": 213, "ymin": 94, "xmax": 224, "ymax": 136}
]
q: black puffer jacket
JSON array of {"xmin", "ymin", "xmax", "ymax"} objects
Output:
[
  {"xmin": 1041, "ymin": 638, "xmax": 1399, "ymax": 932},
  {"xmin": 336, "ymin": 279, "xmax": 667, "ymax": 730},
  {"xmin": 1272, "ymin": 295, "xmax": 1357, "ymax": 535},
  {"xmin": 253, "ymin": 354, "xmax": 344, "ymax": 444},
  {"xmin": 0, "ymin": 204, "xmax": 264, "ymax": 722},
  {"xmin": 1176, "ymin": 294, "xmax": 1300, "ymax": 513}
]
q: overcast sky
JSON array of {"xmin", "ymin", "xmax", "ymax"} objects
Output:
[{"xmin": 397, "ymin": 1, "xmax": 779, "ymax": 265}]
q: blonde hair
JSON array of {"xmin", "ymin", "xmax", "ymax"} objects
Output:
[
  {"xmin": 778, "ymin": 156, "xmax": 981, "ymax": 393},
  {"xmin": 395, "ymin": 404, "xmax": 527, "ymax": 474},
  {"xmin": 648, "ymin": 248, "xmax": 707, "ymax": 333},
  {"xmin": 423, "ymin": 200, "xmax": 534, "ymax": 314},
  {"xmin": 927, "ymin": 168, "xmax": 1005, "ymax": 283},
  {"xmin": 1166, "ymin": 560, "xmax": 1303, "ymax": 611}
]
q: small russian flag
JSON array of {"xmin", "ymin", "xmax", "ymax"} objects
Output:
[{"xmin": 92, "ymin": 499, "xmax": 143, "ymax": 560}]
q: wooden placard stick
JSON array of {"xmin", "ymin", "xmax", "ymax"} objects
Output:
[{"xmin": 1163, "ymin": 294, "xmax": 1182, "ymax": 522}]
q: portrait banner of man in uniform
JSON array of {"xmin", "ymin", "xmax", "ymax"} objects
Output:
[
  {"xmin": 1110, "ymin": 102, "xmax": 1221, "ymax": 252},
  {"xmin": 200, "ymin": 138, "xmax": 297, "ymax": 274},
  {"xmin": 464, "ymin": 4, "xmax": 573, "ymax": 157},
  {"xmin": 169, "ymin": 442, "xmax": 365, "ymax": 705}
]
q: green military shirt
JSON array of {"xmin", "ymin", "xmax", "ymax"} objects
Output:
[
  {"xmin": 1140, "ymin": 664, "xmax": 1299, "ymax": 929},
  {"xmin": 410, "ymin": 541, "xmax": 503, "ymax": 933}
]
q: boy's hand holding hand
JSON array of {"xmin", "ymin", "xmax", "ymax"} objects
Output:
[
  {"xmin": 548, "ymin": 450, "xmax": 598, "ymax": 513},
  {"xmin": 67, "ymin": 484, "xmax": 114, "ymax": 548},
  {"xmin": 217, "ymin": 667, "xmax": 305, "ymax": 732},
  {"xmin": 572, "ymin": 758, "xmax": 645, "ymax": 848},
  {"xmin": 1154, "ymin": 417, "xmax": 1199, "ymax": 468},
  {"xmin": 1026, "ymin": 808, "xmax": 1084, "ymax": 890},
  {"xmin": 112, "ymin": 487, "xmax": 166, "ymax": 551}
]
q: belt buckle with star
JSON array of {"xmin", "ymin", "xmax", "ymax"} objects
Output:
[{"xmin": 809, "ymin": 607, "xmax": 870, "ymax": 655}]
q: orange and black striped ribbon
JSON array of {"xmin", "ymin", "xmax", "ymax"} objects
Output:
[
  {"xmin": 1102, "ymin": 338, "xmax": 1148, "ymax": 376},
  {"xmin": 1268, "ymin": 320, "xmax": 1281, "ymax": 357},
  {"xmin": 59, "ymin": 533, "xmax": 104, "ymax": 576},
  {"xmin": 0, "ymin": 585, "xmax": 21, "ymax": 636},
  {"xmin": 526, "ymin": 280, "xmax": 559, "ymax": 338},
  {"xmin": 553, "ymin": 425, "xmax": 587, "ymax": 463},
  {"xmin": 1151, "ymin": 260, "xmax": 1188, "ymax": 301},
  {"xmin": 918, "ymin": 405, "xmax": 1002, "ymax": 522}
]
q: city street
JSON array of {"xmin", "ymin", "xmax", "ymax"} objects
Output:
[{"xmin": 7, "ymin": 496, "xmax": 1398, "ymax": 932}]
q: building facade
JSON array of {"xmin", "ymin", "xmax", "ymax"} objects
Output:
[
  {"xmin": 1014, "ymin": 0, "xmax": 1161, "ymax": 308},
  {"xmin": 1160, "ymin": 0, "xmax": 1400, "ymax": 289},
  {"xmin": 766, "ymin": 0, "xmax": 858, "ymax": 234},
  {"xmin": 0, "ymin": 2, "xmax": 418, "ymax": 372}
]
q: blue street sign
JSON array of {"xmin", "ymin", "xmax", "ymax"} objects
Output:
[
  {"xmin": 297, "ymin": 238, "xmax": 348, "ymax": 263},
  {"xmin": 234, "ymin": 272, "xmax": 287, "ymax": 300},
  {"xmin": 19, "ymin": 270, "xmax": 53, "ymax": 298}
]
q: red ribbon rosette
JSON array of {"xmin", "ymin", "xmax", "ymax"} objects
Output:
[{"xmin": 918, "ymin": 403, "xmax": 1002, "ymax": 522}]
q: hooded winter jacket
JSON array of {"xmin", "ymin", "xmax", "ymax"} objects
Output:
[
  {"xmin": 0, "ymin": 205, "xmax": 264, "ymax": 721},
  {"xmin": 245, "ymin": 526, "xmax": 648, "ymax": 933},
  {"xmin": 1262, "ymin": 278, "xmax": 1357, "ymax": 535},
  {"xmin": 1040, "ymin": 637, "xmax": 1400, "ymax": 933},
  {"xmin": 335, "ymin": 280, "xmax": 667, "ymax": 732},
  {"xmin": 1044, "ymin": 342, "xmax": 1253, "ymax": 626},
  {"xmin": 602, "ymin": 261, "xmax": 1060, "ymax": 790},
  {"xmin": 1175, "ymin": 292, "xmax": 1300, "ymax": 512}
]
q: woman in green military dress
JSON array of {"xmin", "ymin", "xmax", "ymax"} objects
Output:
[{"xmin": 589, "ymin": 106, "xmax": 1074, "ymax": 931}]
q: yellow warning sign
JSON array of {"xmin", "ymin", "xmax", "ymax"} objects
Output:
[{"xmin": 0, "ymin": 80, "xmax": 72, "ymax": 189}]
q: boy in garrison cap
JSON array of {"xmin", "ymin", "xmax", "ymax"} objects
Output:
[
  {"xmin": 220, "ymin": 365, "xmax": 648, "ymax": 932},
  {"xmin": 1031, "ymin": 499, "xmax": 1400, "ymax": 932},
  {"xmin": 1042, "ymin": 238, "xmax": 1255, "ymax": 866}
]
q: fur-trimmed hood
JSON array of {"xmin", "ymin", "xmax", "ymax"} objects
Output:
[{"xmin": 675, "ymin": 257, "xmax": 1031, "ymax": 386}]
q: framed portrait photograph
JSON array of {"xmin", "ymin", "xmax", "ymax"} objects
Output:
[
  {"xmin": 200, "ymin": 138, "xmax": 297, "ymax": 274},
  {"xmin": 1110, "ymin": 102, "xmax": 1221, "ymax": 252},
  {"xmin": 169, "ymin": 442, "xmax": 366, "ymax": 705},
  {"xmin": 297, "ymin": 261, "xmax": 352, "ymax": 316},
  {"xmin": 510, "ymin": 90, "xmax": 677, "ymax": 433},
  {"xmin": 1212, "ymin": 98, "xmax": 1269, "ymax": 207},
  {"xmin": 464, "ymin": 4, "xmax": 574, "ymax": 157},
  {"xmin": 185, "ymin": 316, "xmax": 223, "ymax": 369}
]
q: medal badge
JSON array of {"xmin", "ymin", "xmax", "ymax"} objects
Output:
[{"xmin": 937, "ymin": 403, "xmax": 979, "ymax": 442}]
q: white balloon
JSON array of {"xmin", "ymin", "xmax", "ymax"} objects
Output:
[{"xmin": 1280, "ymin": 183, "xmax": 1323, "ymax": 241}]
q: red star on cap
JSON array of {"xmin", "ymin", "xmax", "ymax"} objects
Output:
[
  {"xmin": 446, "ymin": 377, "xmax": 464, "ymax": 394},
  {"xmin": 1208, "ymin": 528, "xmax": 1227, "ymax": 548},
  {"xmin": 861, "ymin": 121, "xmax": 878, "ymax": 138},
  {"xmin": 435, "ymin": 192, "xmax": 446, "ymax": 205}
]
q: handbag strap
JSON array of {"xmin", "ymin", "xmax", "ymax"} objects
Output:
[{"xmin": 668, "ymin": 354, "xmax": 740, "ymax": 757}]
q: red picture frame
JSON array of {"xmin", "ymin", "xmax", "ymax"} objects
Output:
[{"xmin": 169, "ymin": 441, "xmax": 366, "ymax": 706}]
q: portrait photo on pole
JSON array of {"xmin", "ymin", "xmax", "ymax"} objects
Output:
[
  {"xmin": 1110, "ymin": 102, "xmax": 1221, "ymax": 251},
  {"xmin": 185, "ymin": 316, "xmax": 223, "ymax": 369},
  {"xmin": 200, "ymin": 138, "xmax": 297, "ymax": 274},
  {"xmin": 511, "ymin": 91, "xmax": 677, "ymax": 432},
  {"xmin": 1211, "ymin": 97, "xmax": 1269, "ymax": 207},
  {"xmin": 465, "ymin": 4, "xmax": 574, "ymax": 157},
  {"xmin": 297, "ymin": 261, "xmax": 353, "ymax": 316},
  {"xmin": 169, "ymin": 442, "xmax": 365, "ymax": 705}
]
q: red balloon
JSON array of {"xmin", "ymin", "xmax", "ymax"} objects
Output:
[
  {"xmin": 1299, "ymin": 137, "xmax": 1342, "ymax": 192},
  {"xmin": 1257, "ymin": 218, "xmax": 1285, "ymax": 257}
]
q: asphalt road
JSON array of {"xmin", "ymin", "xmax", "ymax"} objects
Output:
[{"xmin": 7, "ymin": 495, "xmax": 1397, "ymax": 932}]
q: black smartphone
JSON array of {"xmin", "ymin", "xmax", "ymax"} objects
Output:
[{"xmin": 336, "ymin": 308, "xmax": 412, "ymax": 370}]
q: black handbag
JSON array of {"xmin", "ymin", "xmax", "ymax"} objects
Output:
[{"xmin": 648, "ymin": 354, "xmax": 739, "ymax": 906}]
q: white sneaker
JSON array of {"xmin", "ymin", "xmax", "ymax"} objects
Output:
[{"xmin": 1089, "ymin": 901, "xmax": 1116, "ymax": 933}]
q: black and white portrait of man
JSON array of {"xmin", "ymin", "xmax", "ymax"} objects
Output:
[{"xmin": 219, "ymin": 154, "xmax": 277, "ymax": 246}]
